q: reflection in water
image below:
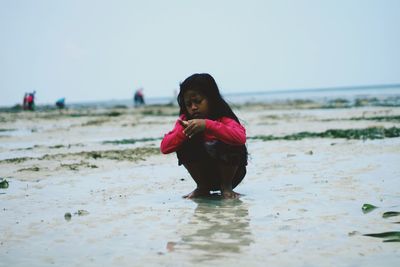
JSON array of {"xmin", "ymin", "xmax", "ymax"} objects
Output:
[{"xmin": 167, "ymin": 198, "xmax": 253, "ymax": 262}]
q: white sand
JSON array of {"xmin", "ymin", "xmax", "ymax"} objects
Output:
[{"xmin": 1, "ymin": 105, "xmax": 400, "ymax": 266}]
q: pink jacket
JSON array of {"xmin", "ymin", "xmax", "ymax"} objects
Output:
[{"xmin": 160, "ymin": 115, "xmax": 246, "ymax": 154}]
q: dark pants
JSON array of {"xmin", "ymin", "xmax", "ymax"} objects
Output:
[{"xmin": 176, "ymin": 136, "xmax": 247, "ymax": 190}]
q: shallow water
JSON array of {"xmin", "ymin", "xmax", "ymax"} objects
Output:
[
  {"xmin": 1, "ymin": 138, "xmax": 400, "ymax": 267},
  {"xmin": 1, "ymin": 106, "xmax": 400, "ymax": 266}
]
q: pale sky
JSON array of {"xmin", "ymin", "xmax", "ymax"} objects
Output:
[{"xmin": 1, "ymin": 0, "xmax": 399, "ymax": 106}]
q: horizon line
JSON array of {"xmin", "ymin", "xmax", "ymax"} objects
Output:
[
  {"xmin": 223, "ymin": 83, "xmax": 400, "ymax": 97},
  {"xmin": 2, "ymin": 82, "xmax": 400, "ymax": 108}
]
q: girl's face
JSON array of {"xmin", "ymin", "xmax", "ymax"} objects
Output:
[{"xmin": 183, "ymin": 90, "xmax": 210, "ymax": 119}]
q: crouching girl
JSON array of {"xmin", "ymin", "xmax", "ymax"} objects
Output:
[{"xmin": 160, "ymin": 73, "xmax": 248, "ymax": 199}]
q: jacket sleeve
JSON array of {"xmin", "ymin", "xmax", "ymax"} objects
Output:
[
  {"xmin": 160, "ymin": 116, "xmax": 188, "ymax": 154},
  {"xmin": 204, "ymin": 117, "xmax": 246, "ymax": 145}
]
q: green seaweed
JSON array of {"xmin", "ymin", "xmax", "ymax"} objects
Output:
[
  {"xmin": 322, "ymin": 98, "xmax": 351, "ymax": 108},
  {"xmin": 106, "ymin": 111, "xmax": 122, "ymax": 117},
  {"xmin": 18, "ymin": 166, "xmax": 40, "ymax": 172},
  {"xmin": 362, "ymin": 203, "xmax": 378, "ymax": 214},
  {"xmin": 75, "ymin": 210, "xmax": 89, "ymax": 216},
  {"xmin": 383, "ymin": 211, "xmax": 400, "ymax": 218},
  {"xmin": 364, "ymin": 232, "xmax": 400, "ymax": 238},
  {"xmin": 350, "ymin": 115, "xmax": 400, "ymax": 122},
  {"xmin": 49, "ymin": 144, "xmax": 64, "ymax": 149},
  {"xmin": 0, "ymin": 104, "xmax": 23, "ymax": 112},
  {"xmin": 38, "ymin": 110, "xmax": 126, "ymax": 120},
  {"xmin": 140, "ymin": 109, "xmax": 179, "ymax": 116},
  {"xmin": 383, "ymin": 239, "xmax": 400, "ymax": 242},
  {"xmin": 249, "ymin": 127, "xmax": 400, "ymax": 141},
  {"xmin": 0, "ymin": 179, "xmax": 9, "ymax": 189},
  {"xmin": 81, "ymin": 119, "xmax": 109, "ymax": 126},
  {"xmin": 112, "ymin": 105, "xmax": 128, "ymax": 109},
  {"xmin": 355, "ymin": 98, "xmax": 378, "ymax": 107},
  {"xmin": 60, "ymin": 161, "xmax": 98, "ymax": 170},
  {"xmin": 81, "ymin": 147, "xmax": 160, "ymax": 161},
  {"xmin": 64, "ymin": 212, "xmax": 72, "ymax": 221},
  {"xmin": 0, "ymin": 157, "xmax": 32, "ymax": 164},
  {"xmin": 68, "ymin": 113, "xmax": 91, "ymax": 118},
  {"xmin": 88, "ymin": 152, "xmax": 102, "ymax": 159},
  {"xmin": 364, "ymin": 231, "xmax": 400, "ymax": 242},
  {"xmin": 320, "ymin": 113, "xmax": 400, "ymax": 122},
  {"xmin": 64, "ymin": 210, "xmax": 89, "ymax": 220},
  {"xmin": 141, "ymin": 109, "xmax": 162, "ymax": 116},
  {"xmin": 103, "ymin": 137, "xmax": 161, "ymax": 145},
  {"xmin": 60, "ymin": 163, "xmax": 80, "ymax": 171},
  {"xmin": 0, "ymin": 147, "xmax": 160, "ymax": 165}
]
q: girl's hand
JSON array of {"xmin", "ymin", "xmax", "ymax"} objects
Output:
[
  {"xmin": 180, "ymin": 119, "xmax": 206, "ymax": 138},
  {"xmin": 178, "ymin": 119, "xmax": 189, "ymax": 128}
]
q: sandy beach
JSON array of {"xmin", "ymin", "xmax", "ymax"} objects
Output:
[{"xmin": 1, "ymin": 101, "xmax": 400, "ymax": 266}]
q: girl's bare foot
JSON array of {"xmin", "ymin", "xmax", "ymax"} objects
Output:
[
  {"xmin": 221, "ymin": 189, "xmax": 241, "ymax": 199},
  {"xmin": 183, "ymin": 188, "xmax": 210, "ymax": 199}
]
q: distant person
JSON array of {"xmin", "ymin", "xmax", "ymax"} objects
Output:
[
  {"xmin": 134, "ymin": 88, "xmax": 145, "ymax": 107},
  {"xmin": 26, "ymin": 91, "xmax": 36, "ymax": 111},
  {"xmin": 160, "ymin": 73, "xmax": 248, "ymax": 199},
  {"xmin": 23, "ymin": 93, "xmax": 29, "ymax": 110},
  {"xmin": 56, "ymin": 98, "xmax": 66, "ymax": 109}
]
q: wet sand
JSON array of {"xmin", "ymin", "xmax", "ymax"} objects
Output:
[{"xmin": 1, "ymin": 104, "xmax": 400, "ymax": 266}]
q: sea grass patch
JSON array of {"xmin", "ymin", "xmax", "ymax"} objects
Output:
[
  {"xmin": 349, "ymin": 115, "xmax": 400, "ymax": 122},
  {"xmin": 60, "ymin": 161, "xmax": 98, "ymax": 171},
  {"xmin": 362, "ymin": 203, "xmax": 378, "ymax": 214},
  {"xmin": 0, "ymin": 157, "xmax": 33, "ymax": 164},
  {"xmin": 362, "ymin": 205, "xmax": 400, "ymax": 242},
  {"xmin": 0, "ymin": 179, "xmax": 9, "ymax": 189},
  {"xmin": 364, "ymin": 231, "xmax": 400, "ymax": 242},
  {"xmin": 49, "ymin": 144, "xmax": 65, "ymax": 149},
  {"xmin": 18, "ymin": 166, "xmax": 40, "ymax": 172},
  {"xmin": 249, "ymin": 127, "xmax": 400, "ymax": 141},
  {"xmin": 0, "ymin": 147, "xmax": 161, "ymax": 165},
  {"xmin": 103, "ymin": 137, "xmax": 161, "ymax": 145},
  {"xmin": 382, "ymin": 211, "xmax": 400, "ymax": 218},
  {"xmin": 77, "ymin": 147, "xmax": 160, "ymax": 161},
  {"xmin": 81, "ymin": 119, "xmax": 110, "ymax": 126}
]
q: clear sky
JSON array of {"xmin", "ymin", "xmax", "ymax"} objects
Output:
[{"xmin": 1, "ymin": 0, "xmax": 399, "ymax": 106}]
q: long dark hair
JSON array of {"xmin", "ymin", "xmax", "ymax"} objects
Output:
[
  {"xmin": 177, "ymin": 73, "xmax": 240, "ymax": 123},
  {"xmin": 178, "ymin": 73, "xmax": 248, "ymax": 161}
]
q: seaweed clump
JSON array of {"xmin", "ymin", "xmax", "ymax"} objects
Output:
[
  {"xmin": 0, "ymin": 147, "xmax": 161, "ymax": 165},
  {"xmin": 103, "ymin": 137, "xmax": 161, "ymax": 145},
  {"xmin": 0, "ymin": 178, "xmax": 9, "ymax": 189},
  {"xmin": 249, "ymin": 127, "xmax": 400, "ymax": 141},
  {"xmin": 349, "ymin": 115, "xmax": 400, "ymax": 122}
]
